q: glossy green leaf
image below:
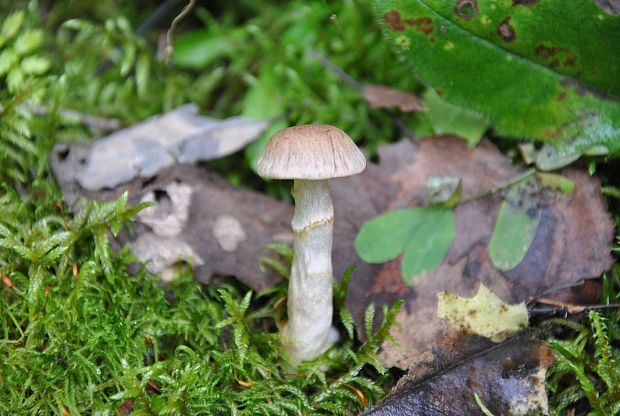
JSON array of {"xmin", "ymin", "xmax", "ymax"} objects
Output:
[
  {"xmin": 400, "ymin": 208, "xmax": 455, "ymax": 284},
  {"xmin": 375, "ymin": 0, "xmax": 620, "ymax": 155},
  {"xmin": 489, "ymin": 200, "xmax": 541, "ymax": 271}
]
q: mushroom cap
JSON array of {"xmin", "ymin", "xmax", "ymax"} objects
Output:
[{"xmin": 257, "ymin": 124, "xmax": 366, "ymax": 179}]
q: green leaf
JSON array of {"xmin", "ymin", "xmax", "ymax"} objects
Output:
[
  {"xmin": 356, "ymin": 207, "xmax": 455, "ymax": 285},
  {"xmin": 242, "ymin": 62, "xmax": 287, "ymax": 172},
  {"xmin": 6, "ymin": 68, "xmax": 24, "ymax": 92},
  {"xmin": 375, "ymin": 0, "xmax": 620, "ymax": 155},
  {"xmin": 355, "ymin": 207, "xmax": 440, "ymax": 264},
  {"xmin": 135, "ymin": 53, "xmax": 150, "ymax": 98},
  {"xmin": 537, "ymin": 172, "xmax": 575, "ymax": 194},
  {"xmin": 173, "ymin": 28, "xmax": 245, "ymax": 69},
  {"xmin": 400, "ymin": 208, "xmax": 455, "ymax": 283},
  {"xmin": 0, "ymin": 49, "xmax": 19, "ymax": 76},
  {"xmin": 489, "ymin": 200, "xmax": 541, "ymax": 271},
  {"xmin": 20, "ymin": 55, "xmax": 51, "ymax": 75},
  {"xmin": 13, "ymin": 29, "xmax": 43, "ymax": 55},
  {"xmin": 1, "ymin": 11, "xmax": 24, "ymax": 41},
  {"xmin": 416, "ymin": 88, "xmax": 489, "ymax": 146}
]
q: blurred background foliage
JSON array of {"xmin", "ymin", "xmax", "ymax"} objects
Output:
[{"xmin": 1, "ymin": 0, "xmax": 430, "ymax": 194}]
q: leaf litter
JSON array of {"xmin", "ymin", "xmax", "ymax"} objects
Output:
[{"xmin": 51, "ymin": 130, "xmax": 614, "ymax": 414}]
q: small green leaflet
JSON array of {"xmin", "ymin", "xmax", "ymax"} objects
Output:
[
  {"xmin": 355, "ymin": 207, "xmax": 455, "ymax": 285},
  {"xmin": 414, "ymin": 88, "xmax": 489, "ymax": 147},
  {"xmin": 489, "ymin": 200, "xmax": 541, "ymax": 271}
]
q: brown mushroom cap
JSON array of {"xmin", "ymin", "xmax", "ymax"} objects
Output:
[{"xmin": 257, "ymin": 124, "xmax": 366, "ymax": 180}]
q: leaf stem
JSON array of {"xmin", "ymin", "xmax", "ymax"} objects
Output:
[{"xmin": 457, "ymin": 168, "xmax": 536, "ymax": 206}]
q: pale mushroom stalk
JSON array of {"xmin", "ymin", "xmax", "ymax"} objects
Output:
[
  {"xmin": 256, "ymin": 124, "xmax": 366, "ymax": 367},
  {"xmin": 284, "ymin": 179, "xmax": 337, "ymax": 364}
]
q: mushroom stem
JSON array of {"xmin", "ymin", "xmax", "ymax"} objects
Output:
[{"xmin": 283, "ymin": 179, "xmax": 338, "ymax": 365}]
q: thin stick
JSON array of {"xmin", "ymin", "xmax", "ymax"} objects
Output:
[
  {"xmin": 309, "ymin": 49, "xmax": 362, "ymax": 90},
  {"xmin": 457, "ymin": 168, "xmax": 536, "ymax": 206},
  {"xmin": 166, "ymin": 0, "xmax": 197, "ymax": 56}
]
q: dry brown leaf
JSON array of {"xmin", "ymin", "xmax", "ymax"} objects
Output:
[
  {"xmin": 72, "ymin": 104, "xmax": 270, "ymax": 191},
  {"xmin": 362, "ymin": 84, "xmax": 427, "ymax": 112},
  {"xmin": 362, "ymin": 336, "xmax": 555, "ymax": 416},
  {"xmin": 50, "ymin": 145, "xmax": 293, "ymax": 291}
]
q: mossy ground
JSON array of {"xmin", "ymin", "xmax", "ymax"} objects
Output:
[{"xmin": 0, "ymin": 1, "xmax": 618, "ymax": 415}]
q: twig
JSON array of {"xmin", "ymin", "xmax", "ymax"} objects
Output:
[
  {"xmin": 309, "ymin": 49, "xmax": 361, "ymax": 90},
  {"xmin": 166, "ymin": 0, "xmax": 197, "ymax": 57},
  {"xmin": 308, "ymin": 48, "xmax": 416, "ymax": 141},
  {"xmin": 530, "ymin": 302, "xmax": 620, "ymax": 318},
  {"xmin": 457, "ymin": 168, "xmax": 536, "ymax": 206}
]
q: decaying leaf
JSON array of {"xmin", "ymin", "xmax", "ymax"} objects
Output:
[
  {"xmin": 329, "ymin": 136, "xmax": 613, "ymax": 369},
  {"xmin": 75, "ymin": 104, "xmax": 270, "ymax": 191},
  {"xmin": 437, "ymin": 283, "xmax": 528, "ymax": 343},
  {"xmin": 362, "ymin": 336, "xmax": 554, "ymax": 416},
  {"xmin": 426, "ymin": 176, "xmax": 461, "ymax": 205},
  {"xmin": 50, "ymin": 145, "xmax": 293, "ymax": 291},
  {"xmin": 362, "ymin": 84, "xmax": 426, "ymax": 112}
]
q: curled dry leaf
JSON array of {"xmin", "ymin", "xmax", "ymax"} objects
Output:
[
  {"xmin": 329, "ymin": 136, "xmax": 613, "ymax": 370},
  {"xmin": 74, "ymin": 104, "xmax": 270, "ymax": 191},
  {"xmin": 362, "ymin": 336, "xmax": 555, "ymax": 416},
  {"xmin": 362, "ymin": 84, "xmax": 427, "ymax": 112}
]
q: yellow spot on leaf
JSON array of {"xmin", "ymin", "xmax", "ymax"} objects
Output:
[
  {"xmin": 481, "ymin": 15, "xmax": 491, "ymax": 25},
  {"xmin": 437, "ymin": 283, "xmax": 528, "ymax": 342},
  {"xmin": 444, "ymin": 41, "xmax": 455, "ymax": 51},
  {"xmin": 396, "ymin": 35, "xmax": 410, "ymax": 48}
]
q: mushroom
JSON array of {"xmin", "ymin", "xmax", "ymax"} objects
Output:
[{"xmin": 257, "ymin": 124, "xmax": 366, "ymax": 366}]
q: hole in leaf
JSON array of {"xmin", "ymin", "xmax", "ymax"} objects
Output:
[{"xmin": 455, "ymin": 0, "xmax": 479, "ymax": 20}]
